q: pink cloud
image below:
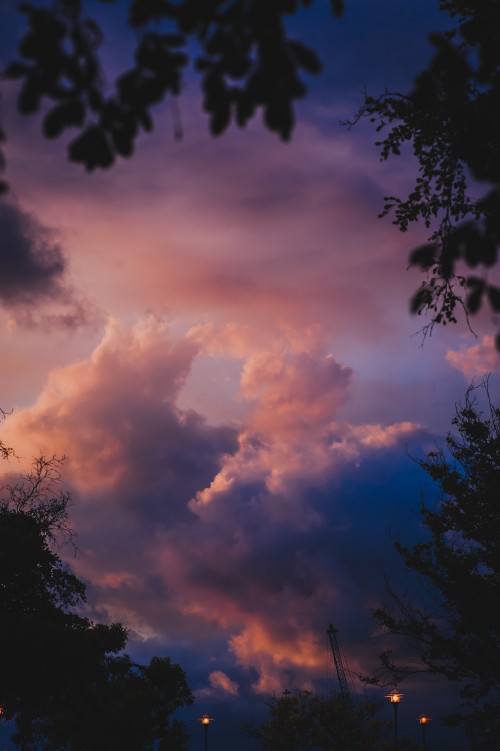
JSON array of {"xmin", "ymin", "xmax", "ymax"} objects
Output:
[
  {"xmin": 92, "ymin": 571, "xmax": 142, "ymax": 590},
  {"xmin": 446, "ymin": 336, "xmax": 500, "ymax": 378},
  {"xmin": 5, "ymin": 92, "xmax": 423, "ymax": 352},
  {"xmin": 350, "ymin": 421, "xmax": 420, "ymax": 448},
  {"xmin": 0, "ymin": 314, "xmax": 425, "ymax": 697},
  {"xmin": 209, "ymin": 670, "xmax": 239, "ymax": 696},
  {"xmin": 1, "ymin": 29, "xmax": 494, "ymax": 734},
  {"xmin": 0, "ymin": 144, "xmax": 430, "ymax": 691},
  {"xmin": 2, "ymin": 316, "xmax": 216, "ymax": 484},
  {"xmin": 190, "ymin": 324, "xmax": 421, "ymax": 517},
  {"xmin": 229, "ymin": 620, "xmax": 322, "ymax": 694}
]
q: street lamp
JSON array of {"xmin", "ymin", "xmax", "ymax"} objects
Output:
[
  {"xmin": 385, "ymin": 689, "xmax": 404, "ymax": 750},
  {"xmin": 199, "ymin": 714, "xmax": 213, "ymax": 751},
  {"xmin": 418, "ymin": 714, "xmax": 431, "ymax": 749}
]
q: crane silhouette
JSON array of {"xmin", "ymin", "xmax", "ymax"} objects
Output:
[{"xmin": 327, "ymin": 622, "xmax": 353, "ymax": 705}]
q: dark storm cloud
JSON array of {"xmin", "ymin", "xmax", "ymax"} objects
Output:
[
  {"xmin": 0, "ymin": 197, "xmax": 66, "ymax": 302},
  {"xmin": 0, "ymin": 197, "xmax": 94, "ymax": 328}
]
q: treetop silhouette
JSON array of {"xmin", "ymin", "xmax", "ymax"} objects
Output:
[{"xmin": 0, "ymin": 450, "xmax": 193, "ymax": 750}]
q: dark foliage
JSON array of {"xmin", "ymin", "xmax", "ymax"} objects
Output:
[
  {"xmin": 1, "ymin": 0, "xmax": 344, "ymax": 176},
  {"xmin": 243, "ymin": 690, "xmax": 394, "ymax": 751},
  {"xmin": 370, "ymin": 382, "xmax": 500, "ymax": 743},
  {"xmin": 353, "ymin": 0, "xmax": 500, "ymax": 348},
  {"xmin": 29, "ymin": 655, "xmax": 193, "ymax": 751},
  {"xmin": 0, "ymin": 451, "xmax": 193, "ymax": 750},
  {"xmin": 3, "ymin": 1, "xmax": 499, "ymax": 348}
]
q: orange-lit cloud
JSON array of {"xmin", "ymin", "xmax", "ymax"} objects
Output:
[
  {"xmin": 1, "ymin": 315, "xmax": 425, "ymax": 695},
  {"xmin": 210, "ymin": 670, "xmax": 239, "ymax": 696},
  {"xmin": 446, "ymin": 336, "xmax": 500, "ymax": 378},
  {"xmin": 0, "ymin": 86, "xmax": 463, "ymax": 707},
  {"xmin": 229, "ymin": 620, "xmax": 323, "ymax": 694}
]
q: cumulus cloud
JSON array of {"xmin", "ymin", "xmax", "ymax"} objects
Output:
[
  {"xmin": 446, "ymin": 335, "xmax": 500, "ymax": 378},
  {"xmin": 1, "ymin": 318, "xmax": 424, "ymax": 696},
  {"xmin": 0, "ymin": 196, "xmax": 95, "ymax": 329},
  {"xmin": 3, "ymin": 315, "xmax": 237, "ymax": 502},
  {"xmin": 160, "ymin": 324, "xmax": 424, "ymax": 692}
]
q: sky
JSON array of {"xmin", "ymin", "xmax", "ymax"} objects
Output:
[{"xmin": 1, "ymin": 1, "xmax": 500, "ymax": 749}]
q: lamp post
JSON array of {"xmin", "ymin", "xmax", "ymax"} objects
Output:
[
  {"xmin": 385, "ymin": 689, "xmax": 404, "ymax": 750},
  {"xmin": 419, "ymin": 714, "xmax": 431, "ymax": 750},
  {"xmin": 199, "ymin": 714, "xmax": 213, "ymax": 751}
]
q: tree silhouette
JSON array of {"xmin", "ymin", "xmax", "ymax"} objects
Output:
[
  {"xmin": 29, "ymin": 654, "xmax": 193, "ymax": 751},
  {"xmin": 354, "ymin": 0, "xmax": 500, "ymax": 348},
  {"xmin": 369, "ymin": 381, "xmax": 500, "ymax": 744},
  {"xmin": 0, "ymin": 452, "xmax": 193, "ymax": 750},
  {"xmin": 243, "ymin": 690, "xmax": 392, "ymax": 751},
  {"xmin": 1, "ymin": 0, "xmax": 344, "ymax": 180}
]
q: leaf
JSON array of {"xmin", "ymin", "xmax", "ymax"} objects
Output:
[
  {"xmin": 138, "ymin": 110, "xmax": 153, "ymax": 132},
  {"xmin": 410, "ymin": 286, "xmax": 433, "ymax": 314},
  {"xmin": 110, "ymin": 124, "xmax": 135, "ymax": 157},
  {"xmin": 409, "ymin": 243, "xmax": 437, "ymax": 270},
  {"xmin": 68, "ymin": 125, "xmax": 114, "ymax": 170},
  {"xmin": 210, "ymin": 100, "xmax": 230, "ymax": 136},
  {"xmin": 129, "ymin": 0, "xmax": 174, "ymax": 26},
  {"xmin": 329, "ymin": 0, "xmax": 345, "ymax": 17},
  {"xmin": 162, "ymin": 33, "xmax": 185, "ymax": 47},
  {"xmin": 2, "ymin": 61, "xmax": 29, "ymax": 79},
  {"xmin": 235, "ymin": 89, "xmax": 254, "ymax": 127},
  {"xmin": 288, "ymin": 41, "xmax": 322, "ymax": 74},
  {"xmin": 88, "ymin": 87, "xmax": 104, "ymax": 112},
  {"xmin": 43, "ymin": 100, "xmax": 85, "ymax": 138},
  {"xmin": 466, "ymin": 285, "xmax": 484, "ymax": 315},
  {"xmin": 18, "ymin": 76, "xmax": 42, "ymax": 114},
  {"xmin": 487, "ymin": 284, "xmax": 500, "ymax": 311},
  {"xmin": 264, "ymin": 99, "xmax": 295, "ymax": 141}
]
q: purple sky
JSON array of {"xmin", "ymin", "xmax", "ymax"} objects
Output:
[{"xmin": 1, "ymin": 2, "xmax": 499, "ymax": 749}]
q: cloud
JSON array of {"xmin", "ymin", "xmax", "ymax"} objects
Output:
[
  {"xmin": 190, "ymin": 324, "xmax": 420, "ymax": 516},
  {"xmin": 0, "ymin": 197, "xmax": 64, "ymax": 301},
  {"xmin": 0, "ymin": 196, "xmax": 95, "ymax": 329},
  {"xmin": 446, "ymin": 335, "xmax": 500, "ymax": 379},
  {"xmin": 3, "ymin": 96, "xmax": 425, "ymax": 349},
  {"xmin": 156, "ymin": 325, "xmax": 424, "ymax": 692},
  {"xmin": 1, "ymin": 316, "xmax": 425, "ymax": 698},
  {"xmin": 1, "ymin": 315, "xmax": 240, "ymax": 640},
  {"xmin": 350, "ymin": 421, "xmax": 419, "ymax": 448},
  {"xmin": 197, "ymin": 670, "xmax": 240, "ymax": 699}
]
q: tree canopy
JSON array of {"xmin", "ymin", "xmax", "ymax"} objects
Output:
[
  {"xmin": 243, "ymin": 690, "xmax": 396, "ymax": 751},
  {"xmin": 370, "ymin": 381, "xmax": 500, "ymax": 744},
  {"xmin": 355, "ymin": 0, "xmax": 500, "ymax": 347},
  {"xmin": 0, "ymin": 450, "xmax": 193, "ymax": 751}
]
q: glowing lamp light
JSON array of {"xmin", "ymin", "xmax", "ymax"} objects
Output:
[
  {"xmin": 385, "ymin": 689, "xmax": 404, "ymax": 749},
  {"xmin": 199, "ymin": 714, "xmax": 214, "ymax": 751},
  {"xmin": 419, "ymin": 713, "xmax": 431, "ymax": 749},
  {"xmin": 386, "ymin": 689, "xmax": 404, "ymax": 703}
]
